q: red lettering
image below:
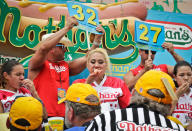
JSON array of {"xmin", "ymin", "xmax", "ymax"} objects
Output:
[
  {"xmin": 117, "ymin": 121, "xmax": 174, "ymax": 131},
  {"xmin": 119, "ymin": 122, "xmax": 126, "ymax": 128},
  {"xmin": 143, "ymin": 124, "xmax": 147, "ymax": 131},
  {"xmin": 176, "ymin": 103, "xmax": 179, "ymax": 109},
  {"xmin": 127, "ymin": 122, "xmax": 135, "ymax": 131},
  {"xmin": 136, "ymin": 125, "xmax": 143, "ymax": 131},
  {"xmin": 180, "ymin": 104, "xmax": 184, "ymax": 109},
  {"xmin": 105, "ymin": 94, "xmax": 110, "ymax": 98},
  {"xmin": 99, "ymin": 92, "xmax": 119, "ymax": 99},
  {"xmin": 148, "ymin": 125, "xmax": 155, "ymax": 131},
  {"xmin": 99, "ymin": 93, "xmax": 104, "ymax": 99},
  {"xmin": 176, "ymin": 103, "xmax": 192, "ymax": 111}
]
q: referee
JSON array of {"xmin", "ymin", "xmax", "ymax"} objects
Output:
[{"xmin": 85, "ymin": 70, "xmax": 186, "ymax": 131}]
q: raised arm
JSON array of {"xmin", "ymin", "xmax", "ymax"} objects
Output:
[
  {"xmin": 124, "ymin": 57, "xmax": 153, "ymax": 90},
  {"xmin": 162, "ymin": 42, "xmax": 184, "ymax": 62},
  {"xmin": 124, "ymin": 68, "xmax": 147, "ymax": 91},
  {"xmin": 69, "ymin": 25, "xmax": 105, "ymax": 76},
  {"xmin": 28, "ymin": 16, "xmax": 78, "ymax": 79},
  {"xmin": 162, "ymin": 42, "xmax": 184, "ymax": 76}
]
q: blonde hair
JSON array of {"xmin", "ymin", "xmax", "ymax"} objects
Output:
[{"xmin": 87, "ymin": 48, "xmax": 111, "ymax": 72}]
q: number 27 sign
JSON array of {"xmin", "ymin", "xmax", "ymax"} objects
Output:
[
  {"xmin": 135, "ymin": 21, "xmax": 165, "ymax": 47},
  {"xmin": 67, "ymin": 2, "xmax": 100, "ymax": 34}
]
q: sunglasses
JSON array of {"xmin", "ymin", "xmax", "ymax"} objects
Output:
[
  {"xmin": 56, "ymin": 44, "xmax": 65, "ymax": 49},
  {"xmin": 144, "ymin": 50, "xmax": 156, "ymax": 55}
]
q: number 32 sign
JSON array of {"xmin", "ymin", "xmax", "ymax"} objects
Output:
[
  {"xmin": 67, "ymin": 2, "xmax": 100, "ymax": 34},
  {"xmin": 135, "ymin": 21, "xmax": 165, "ymax": 47}
]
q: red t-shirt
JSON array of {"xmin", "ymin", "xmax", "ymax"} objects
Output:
[
  {"xmin": 73, "ymin": 75, "xmax": 131, "ymax": 110},
  {"xmin": 131, "ymin": 64, "xmax": 168, "ymax": 76},
  {"xmin": 33, "ymin": 60, "xmax": 69, "ymax": 117}
]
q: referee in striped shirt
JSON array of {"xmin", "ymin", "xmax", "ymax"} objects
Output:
[{"xmin": 86, "ymin": 70, "xmax": 186, "ymax": 131}]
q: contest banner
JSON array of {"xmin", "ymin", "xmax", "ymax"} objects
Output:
[
  {"xmin": 73, "ymin": 10, "xmax": 192, "ymax": 81},
  {"xmin": 0, "ymin": 0, "xmax": 141, "ymax": 82},
  {"xmin": 146, "ymin": 10, "xmax": 192, "ymax": 66},
  {"xmin": 71, "ymin": 10, "xmax": 192, "ymax": 79},
  {"xmin": 1, "ymin": 0, "xmax": 191, "ymax": 82},
  {"xmin": 70, "ymin": 10, "xmax": 192, "ymax": 82}
]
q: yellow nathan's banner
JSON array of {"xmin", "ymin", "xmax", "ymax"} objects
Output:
[{"xmin": 48, "ymin": 117, "xmax": 64, "ymax": 131}]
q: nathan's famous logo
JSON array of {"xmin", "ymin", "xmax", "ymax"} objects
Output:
[
  {"xmin": 175, "ymin": 103, "xmax": 192, "ymax": 111},
  {"xmin": 117, "ymin": 121, "xmax": 178, "ymax": 131},
  {"xmin": 0, "ymin": 55, "xmax": 21, "ymax": 65},
  {"xmin": 165, "ymin": 24, "xmax": 192, "ymax": 48},
  {"xmin": 147, "ymin": 21, "xmax": 192, "ymax": 50},
  {"xmin": 0, "ymin": 0, "xmax": 138, "ymax": 65}
]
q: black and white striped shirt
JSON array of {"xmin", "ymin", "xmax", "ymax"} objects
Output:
[{"xmin": 85, "ymin": 106, "xmax": 186, "ymax": 131}]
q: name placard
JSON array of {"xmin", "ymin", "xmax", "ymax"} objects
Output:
[
  {"xmin": 67, "ymin": 1, "xmax": 101, "ymax": 34},
  {"xmin": 135, "ymin": 21, "xmax": 165, "ymax": 51}
]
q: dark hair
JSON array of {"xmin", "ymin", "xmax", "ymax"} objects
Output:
[
  {"xmin": 0, "ymin": 60, "xmax": 21, "ymax": 88},
  {"xmin": 173, "ymin": 61, "xmax": 192, "ymax": 75}
]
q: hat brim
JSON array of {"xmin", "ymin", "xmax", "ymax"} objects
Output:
[
  {"xmin": 58, "ymin": 98, "xmax": 66, "ymax": 104},
  {"xmin": 32, "ymin": 34, "xmax": 74, "ymax": 51}
]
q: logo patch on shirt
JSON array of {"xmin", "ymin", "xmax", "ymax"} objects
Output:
[
  {"xmin": 49, "ymin": 63, "xmax": 67, "ymax": 72},
  {"xmin": 116, "ymin": 121, "xmax": 177, "ymax": 131}
]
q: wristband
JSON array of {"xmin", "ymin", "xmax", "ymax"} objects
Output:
[{"xmin": 93, "ymin": 41, "xmax": 102, "ymax": 46}]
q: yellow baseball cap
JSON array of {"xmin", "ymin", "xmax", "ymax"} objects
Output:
[
  {"xmin": 32, "ymin": 33, "xmax": 74, "ymax": 51},
  {"xmin": 135, "ymin": 70, "xmax": 176, "ymax": 104},
  {"xmin": 58, "ymin": 83, "xmax": 100, "ymax": 106},
  {"xmin": 9, "ymin": 97, "xmax": 43, "ymax": 130}
]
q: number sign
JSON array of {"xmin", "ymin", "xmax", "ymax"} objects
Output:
[
  {"xmin": 135, "ymin": 21, "xmax": 165, "ymax": 47},
  {"xmin": 67, "ymin": 2, "xmax": 101, "ymax": 34}
]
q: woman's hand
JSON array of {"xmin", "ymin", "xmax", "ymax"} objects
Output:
[
  {"xmin": 86, "ymin": 69, "xmax": 102, "ymax": 84},
  {"xmin": 22, "ymin": 79, "xmax": 37, "ymax": 95},
  {"xmin": 176, "ymin": 82, "xmax": 190, "ymax": 98}
]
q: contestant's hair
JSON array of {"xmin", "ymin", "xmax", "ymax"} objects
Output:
[
  {"xmin": 87, "ymin": 48, "xmax": 111, "ymax": 72},
  {"xmin": 173, "ymin": 61, "xmax": 192, "ymax": 75},
  {"xmin": 0, "ymin": 60, "xmax": 21, "ymax": 88},
  {"xmin": 66, "ymin": 95, "xmax": 101, "ymax": 120},
  {"xmin": 131, "ymin": 90, "xmax": 171, "ymax": 116}
]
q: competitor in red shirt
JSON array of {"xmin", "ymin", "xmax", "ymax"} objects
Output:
[
  {"xmin": 124, "ymin": 42, "xmax": 184, "ymax": 90},
  {"xmin": 73, "ymin": 48, "xmax": 131, "ymax": 112},
  {"xmin": 0, "ymin": 60, "xmax": 39, "ymax": 113},
  {"xmin": 28, "ymin": 16, "xmax": 105, "ymax": 117}
]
